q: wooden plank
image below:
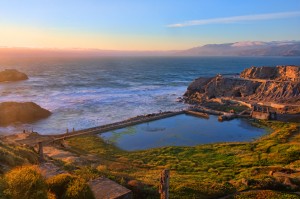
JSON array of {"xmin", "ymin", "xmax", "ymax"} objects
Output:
[{"xmin": 159, "ymin": 169, "xmax": 170, "ymax": 199}]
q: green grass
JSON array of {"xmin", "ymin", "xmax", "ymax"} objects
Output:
[
  {"xmin": 65, "ymin": 120, "xmax": 300, "ymax": 198},
  {"xmin": 229, "ymin": 190, "xmax": 300, "ymax": 199},
  {"xmin": 2, "ymin": 120, "xmax": 297, "ymax": 198},
  {"xmin": 1, "ymin": 166, "xmax": 94, "ymax": 199},
  {"xmin": 0, "ymin": 141, "xmax": 38, "ymax": 174}
]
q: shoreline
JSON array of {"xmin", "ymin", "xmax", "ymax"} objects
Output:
[
  {"xmin": 1, "ymin": 108, "xmax": 203, "ymax": 146},
  {"xmin": 1, "ymin": 97, "xmax": 300, "ymax": 198},
  {"xmin": 2, "ymin": 101, "xmax": 299, "ymax": 147}
]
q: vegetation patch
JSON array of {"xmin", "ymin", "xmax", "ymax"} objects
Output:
[
  {"xmin": 0, "ymin": 141, "xmax": 38, "ymax": 174},
  {"xmin": 0, "ymin": 120, "xmax": 299, "ymax": 198},
  {"xmin": 66, "ymin": 120, "xmax": 300, "ymax": 198},
  {"xmin": 230, "ymin": 190, "xmax": 300, "ymax": 199},
  {"xmin": 2, "ymin": 165, "xmax": 47, "ymax": 199}
]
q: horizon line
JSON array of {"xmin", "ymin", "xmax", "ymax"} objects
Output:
[{"xmin": 1, "ymin": 40, "xmax": 300, "ymax": 52}]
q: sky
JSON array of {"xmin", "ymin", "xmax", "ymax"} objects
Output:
[{"xmin": 0, "ymin": 0, "xmax": 300, "ymax": 51}]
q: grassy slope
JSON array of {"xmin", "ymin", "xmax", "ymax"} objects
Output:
[
  {"xmin": 65, "ymin": 121, "xmax": 300, "ymax": 198},
  {"xmin": 0, "ymin": 141, "xmax": 39, "ymax": 198},
  {"xmin": 0, "ymin": 141, "xmax": 38, "ymax": 174}
]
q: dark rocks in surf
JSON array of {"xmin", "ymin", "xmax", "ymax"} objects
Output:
[
  {"xmin": 0, "ymin": 69, "xmax": 28, "ymax": 82},
  {"xmin": 0, "ymin": 102, "xmax": 51, "ymax": 126}
]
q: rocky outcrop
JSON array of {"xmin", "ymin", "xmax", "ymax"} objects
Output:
[
  {"xmin": 240, "ymin": 65, "xmax": 300, "ymax": 81},
  {"xmin": 0, "ymin": 102, "xmax": 51, "ymax": 126},
  {"xmin": 184, "ymin": 76, "xmax": 261, "ymax": 101},
  {"xmin": 0, "ymin": 69, "xmax": 28, "ymax": 82},
  {"xmin": 240, "ymin": 66, "xmax": 277, "ymax": 80},
  {"xmin": 184, "ymin": 66, "xmax": 300, "ymax": 105}
]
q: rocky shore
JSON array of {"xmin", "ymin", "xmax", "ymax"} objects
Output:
[
  {"xmin": 0, "ymin": 69, "xmax": 28, "ymax": 82},
  {"xmin": 183, "ymin": 65, "xmax": 300, "ymax": 114},
  {"xmin": 0, "ymin": 102, "xmax": 51, "ymax": 126},
  {"xmin": 1, "ymin": 66, "xmax": 300, "ymax": 198}
]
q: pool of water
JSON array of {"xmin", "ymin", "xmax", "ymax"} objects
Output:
[{"xmin": 99, "ymin": 114, "xmax": 267, "ymax": 151}]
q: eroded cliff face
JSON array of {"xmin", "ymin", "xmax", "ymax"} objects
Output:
[
  {"xmin": 184, "ymin": 66, "xmax": 300, "ymax": 105},
  {"xmin": 240, "ymin": 65, "xmax": 300, "ymax": 81},
  {"xmin": 252, "ymin": 81, "xmax": 300, "ymax": 103},
  {"xmin": 0, "ymin": 102, "xmax": 51, "ymax": 126}
]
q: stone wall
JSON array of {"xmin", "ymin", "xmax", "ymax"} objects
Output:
[{"xmin": 251, "ymin": 111, "xmax": 270, "ymax": 120}]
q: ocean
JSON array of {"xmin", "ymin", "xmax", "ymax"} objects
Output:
[{"xmin": 1, "ymin": 56, "xmax": 300, "ymax": 135}]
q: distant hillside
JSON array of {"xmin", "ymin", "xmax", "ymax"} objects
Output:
[
  {"xmin": 1, "ymin": 41, "xmax": 300, "ymax": 57},
  {"xmin": 177, "ymin": 41, "xmax": 300, "ymax": 56}
]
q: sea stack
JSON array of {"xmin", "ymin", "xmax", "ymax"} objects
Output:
[
  {"xmin": 0, "ymin": 69, "xmax": 28, "ymax": 82},
  {"xmin": 0, "ymin": 102, "xmax": 51, "ymax": 126}
]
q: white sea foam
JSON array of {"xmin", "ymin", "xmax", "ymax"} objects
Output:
[{"xmin": 0, "ymin": 56, "xmax": 300, "ymax": 134}]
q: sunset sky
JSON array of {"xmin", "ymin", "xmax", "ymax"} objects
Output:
[{"xmin": 1, "ymin": 0, "xmax": 300, "ymax": 50}]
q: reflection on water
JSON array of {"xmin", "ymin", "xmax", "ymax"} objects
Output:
[{"xmin": 100, "ymin": 114, "xmax": 267, "ymax": 151}]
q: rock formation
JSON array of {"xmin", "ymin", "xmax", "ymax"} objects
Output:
[
  {"xmin": 240, "ymin": 65, "xmax": 300, "ymax": 81},
  {"xmin": 0, "ymin": 69, "xmax": 28, "ymax": 82},
  {"xmin": 0, "ymin": 102, "xmax": 51, "ymax": 126},
  {"xmin": 184, "ymin": 65, "xmax": 300, "ymax": 106}
]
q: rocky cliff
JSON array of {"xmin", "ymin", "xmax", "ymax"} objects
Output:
[
  {"xmin": 0, "ymin": 69, "xmax": 28, "ymax": 82},
  {"xmin": 240, "ymin": 65, "xmax": 300, "ymax": 81},
  {"xmin": 184, "ymin": 65, "xmax": 300, "ymax": 105},
  {"xmin": 0, "ymin": 102, "xmax": 51, "ymax": 126}
]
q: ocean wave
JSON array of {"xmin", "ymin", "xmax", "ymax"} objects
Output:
[{"xmin": 1, "ymin": 56, "xmax": 300, "ymax": 134}]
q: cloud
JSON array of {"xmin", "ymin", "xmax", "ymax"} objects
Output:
[{"xmin": 167, "ymin": 11, "xmax": 300, "ymax": 28}]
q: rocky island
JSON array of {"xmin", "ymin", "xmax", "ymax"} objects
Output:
[
  {"xmin": 0, "ymin": 102, "xmax": 51, "ymax": 126},
  {"xmin": 184, "ymin": 65, "xmax": 300, "ymax": 114},
  {"xmin": 0, "ymin": 69, "xmax": 28, "ymax": 82}
]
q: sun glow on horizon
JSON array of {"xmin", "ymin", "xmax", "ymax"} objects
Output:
[
  {"xmin": 0, "ymin": 1, "xmax": 299, "ymax": 51},
  {"xmin": 0, "ymin": 24, "xmax": 200, "ymax": 51}
]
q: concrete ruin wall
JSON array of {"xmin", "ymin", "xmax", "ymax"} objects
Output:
[{"xmin": 251, "ymin": 111, "xmax": 270, "ymax": 120}]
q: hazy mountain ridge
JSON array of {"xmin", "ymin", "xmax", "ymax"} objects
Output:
[
  {"xmin": 0, "ymin": 41, "xmax": 300, "ymax": 57},
  {"xmin": 178, "ymin": 41, "xmax": 300, "ymax": 56}
]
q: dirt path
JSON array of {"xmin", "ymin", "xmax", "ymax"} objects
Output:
[{"xmin": 39, "ymin": 162, "xmax": 66, "ymax": 178}]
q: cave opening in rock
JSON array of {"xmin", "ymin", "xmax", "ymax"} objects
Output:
[{"xmin": 233, "ymin": 90, "xmax": 242, "ymax": 97}]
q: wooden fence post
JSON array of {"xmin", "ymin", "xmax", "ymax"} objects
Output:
[
  {"xmin": 38, "ymin": 142, "xmax": 44, "ymax": 163},
  {"xmin": 159, "ymin": 169, "xmax": 169, "ymax": 199}
]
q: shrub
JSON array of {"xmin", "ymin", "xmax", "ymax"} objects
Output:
[
  {"xmin": 74, "ymin": 167, "xmax": 99, "ymax": 181},
  {"xmin": 0, "ymin": 176, "xmax": 7, "ymax": 199},
  {"xmin": 47, "ymin": 173, "xmax": 75, "ymax": 199},
  {"xmin": 63, "ymin": 177, "xmax": 94, "ymax": 199},
  {"xmin": 3, "ymin": 165, "xmax": 47, "ymax": 199},
  {"xmin": 285, "ymin": 150, "xmax": 300, "ymax": 164},
  {"xmin": 47, "ymin": 173, "xmax": 94, "ymax": 199},
  {"xmin": 47, "ymin": 191, "xmax": 57, "ymax": 199}
]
